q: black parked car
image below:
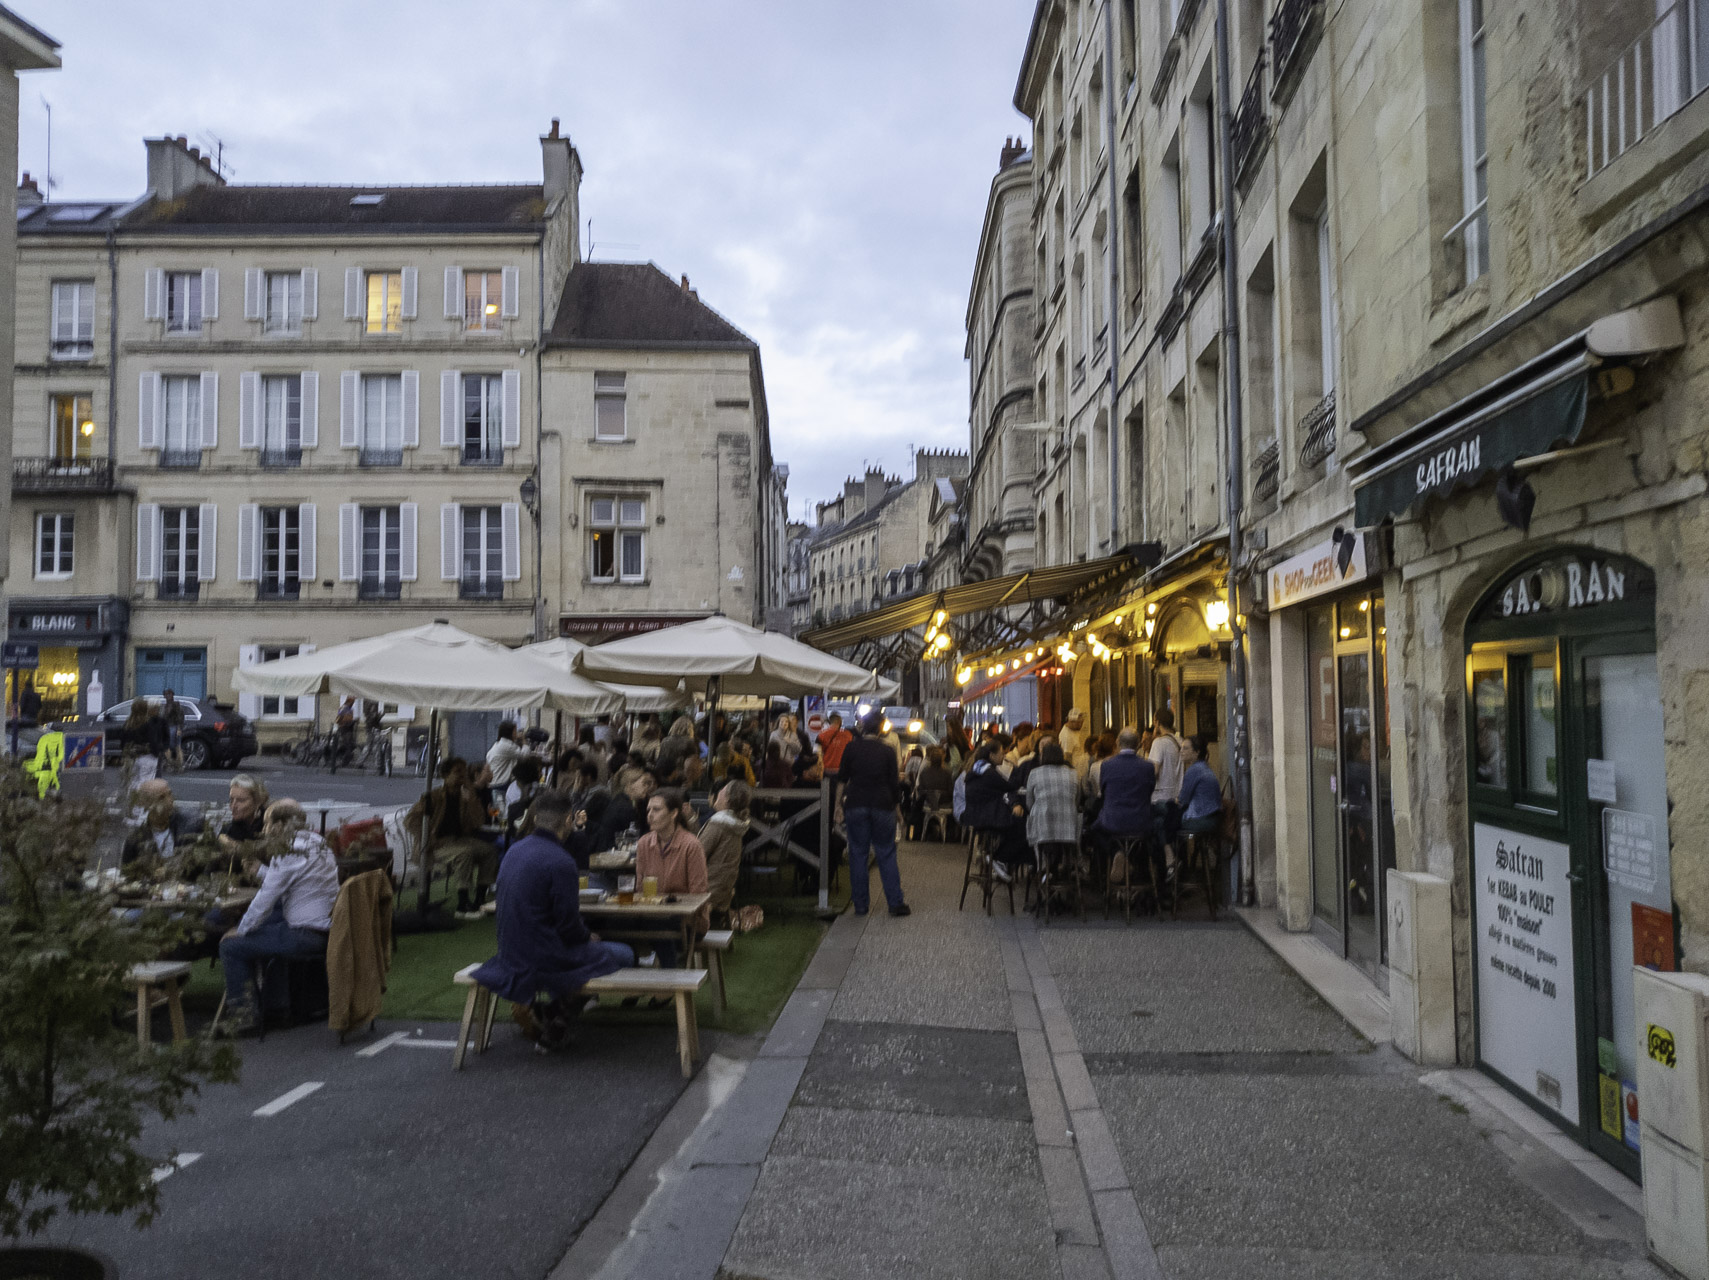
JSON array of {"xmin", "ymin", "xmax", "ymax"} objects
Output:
[{"xmin": 74, "ymin": 696, "xmax": 258, "ymax": 771}]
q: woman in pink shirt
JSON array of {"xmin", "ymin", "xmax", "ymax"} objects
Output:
[{"xmin": 636, "ymin": 786, "xmax": 710, "ymax": 966}]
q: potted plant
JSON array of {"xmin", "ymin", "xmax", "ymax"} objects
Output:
[{"xmin": 0, "ymin": 761, "xmax": 238, "ymax": 1275}]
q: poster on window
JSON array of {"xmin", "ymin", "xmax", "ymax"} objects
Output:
[{"xmin": 1474, "ymin": 822, "xmax": 1579, "ymax": 1124}]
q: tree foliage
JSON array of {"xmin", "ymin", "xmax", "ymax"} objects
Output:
[{"xmin": 0, "ymin": 764, "xmax": 239, "ymax": 1238}]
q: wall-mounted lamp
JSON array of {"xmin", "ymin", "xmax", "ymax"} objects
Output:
[{"xmin": 1204, "ymin": 599, "xmax": 1230, "ymax": 631}]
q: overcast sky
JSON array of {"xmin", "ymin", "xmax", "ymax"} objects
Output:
[{"xmin": 19, "ymin": 0, "xmax": 1037, "ymax": 519}]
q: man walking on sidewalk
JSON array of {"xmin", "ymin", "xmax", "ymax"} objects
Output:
[{"xmin": 836, "ymin": 711, "xmax": 910, "ymax": 917}]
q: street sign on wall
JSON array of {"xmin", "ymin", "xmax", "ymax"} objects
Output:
[{"xmin": 61, "ymin": 731, "xmax": 104, "ymax": 772}]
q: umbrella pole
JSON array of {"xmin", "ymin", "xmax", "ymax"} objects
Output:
[{"xmin": 418, "ymin": 710, "xmax": 438, "ymax": 914}]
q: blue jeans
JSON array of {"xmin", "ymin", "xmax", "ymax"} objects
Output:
[
  {"xmin": 844, "ymin": 806, "xmax": 905, "ymax": 914},
  {"xmin": 538, "ymin": 940, "xmax": 634, "ymax": 1002},
  {"xmin": 220, "ymin": 907, "xmax": 329, "ymax": 1012}
]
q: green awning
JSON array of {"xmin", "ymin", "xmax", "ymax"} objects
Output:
[{"xmin": 1352, "ymin": 366, "xmax": 1589, "ymax": 527}]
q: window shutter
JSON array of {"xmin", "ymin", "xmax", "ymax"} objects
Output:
[
  {"xmin": 501, "ymin": 265, "xmax": 520, "ymax": 318},
  {"xmin": 502, "ymin": 369, "xmax": 522, "ymax": 448},
  {"xmin": 144, "ymin": 268, "xmax": 164, "ymax": 320},
  {"xmin": 400, "ymin": 502, "xmax": 419, "ymax": 581},
  {"xmin": 197, "ymin": 503, "xmax": 217, "ymax": 580},
  {"xmin": 237, "ymin": 644, "xmax": 261, "ymax": 721},
  {"xmin": 299, "ymin": 371, "xmax": 319, "ymax": 447},
  {"xmin": 338, "ymin": 504, "xmax": 360, "ymax": 581},
  {"xmin": 236, "ymin": 504, "xmax": 260, "ymax": 581},
  {"xmin": 199, "ymin": 371, "xmax": 219, "ymax": 448},
  {"xmin": 340, "ymin": 371, "xmax": 360, "ymax": 447},
  {"xmin": 297, "ymin": 644, "xmax": 318, "ymax": 719},
  {"xmin": 201, "ymin": 268, "xmax": 219, "ymax": 320},
  {"xmin": 136, "ymin": 504, "xmax": 160, "ymax": 581},
  {"xmin": 244, "ymin": 268, "xmax": 263, "ymax": 320},
  {"xmin": 239, "ymin": 372, "xmax": 260, "ymax": 448},
  {"xmin": 502, "ymin": 502, "xmax": 522, "ymax": 581},
  {"xmin": 344, "ymin": 267, "xmax": 363, "ymax": 319},
  {"xmin": 401, "ymin": 370, "xmax": 420, "ymax": 447},
  {"xmin": 138, "ymin": 372, "xmax": 160, "ymax": 448},
  {"xmin": 441, "ymin": 370, "xmax": 461, "ymax": 447},
  {"xmin": 444, "ymin": 267, "xmax": 462, "ymax": 319},
  {"xmin": 440, "ymin": 503, "xmax": 460, "ymax": 580},
  {"xmin": 299, "ymin": 503, "xmax": 317, "ymax": 579},
  {"xmin": 400, "ymin": 267, "xmax": 418, "ymax": 319},
  {"xmin": 301, "ymin": 268, "xmax": 318, "ymax": 320}
]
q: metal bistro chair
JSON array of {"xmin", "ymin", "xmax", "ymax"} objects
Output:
[
  {"xmin": 1171, "ymin": 827, "xmax": 1222, "ymax": 921},
  {"xmin": 917, "ymin": 789, "xmax": 954, "ymax": 843},
  {"xmin": 1031, "ymin": 840, "xmax": 1084, "ymax": 924},
  {"xmin": 1102, "ymin": 833, "xmax": 1158, "ymax": 926},
  {"xmin": 959, "ymin": 827, "xmax": 1017, "ymax": 916}
]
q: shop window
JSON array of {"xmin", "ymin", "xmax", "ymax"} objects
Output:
[
  {"xmin": 1522, "ymin": 654, "xmax": 1559, "ymax": 798},
  {"xmin": 1471, "ymin": 666, "xmax": 1507, "ymax": 788}
]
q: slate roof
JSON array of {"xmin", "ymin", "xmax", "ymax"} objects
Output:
[
  {"xmin": 16, "ymin": 200, "xmax": 133, "ymax": 234},
  {"xmin": 124, "ymin": 184, "xmax": 546, "ymax": 234},
  {"xmin": 546, "ymin": 262, "xmax": 755, "ymax": 349}
]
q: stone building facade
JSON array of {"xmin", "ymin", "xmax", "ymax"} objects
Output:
[
  {"xmin": 984, "ymin": 0, "xmax": 1709, "ymax": 1192},
  {"xmin": 8, "ymin": 125, "xmax": 780, "ymax": 744}
]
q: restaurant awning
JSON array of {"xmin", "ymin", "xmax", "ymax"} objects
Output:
[
  {"xmin": 1349, "ymin": 296, "xmax": 1684, "ymax": 528},
  {"xmin": 800, "ymin": 544, "xmax": 1160, "ymax": 653}
]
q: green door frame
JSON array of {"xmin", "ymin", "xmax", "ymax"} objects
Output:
[{"xmin": 1464, "ymin": 548, "xmax": 1656, "ymax": 1181}]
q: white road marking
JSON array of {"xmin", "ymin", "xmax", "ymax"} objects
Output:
[
  {"xmin": 152, "ymin": 1152, "xmax": 202, "ymax": 1182},
  {"xmin": 253, "ymin": 1081, "xmax": 324, "ymax": 1117},
  {"xmin": 395, "ymin": 1038, "xmax": 459, "ymax": 1050},
  {"xmin": 355, "ymin": 1031, "xmax": 410, "ymax": 1057}
]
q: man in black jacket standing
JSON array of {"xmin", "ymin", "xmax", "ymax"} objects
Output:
[{"xmin": 836, "ymin": 712, "xmax": 911, "ymax": 917}]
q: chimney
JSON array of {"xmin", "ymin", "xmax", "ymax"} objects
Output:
[
  {"xmin": 1000, "ymin": 136, "xmax": 1027, "ymax": 169},
  {"xmin": 540, "ymin": 119, "xmax": 582, "ymax": 259},
  {"xmin": 865, "ymin": 468, "xmax": 888, "ymax": 510},
  {"xmin": 144, "ymin": 135, "xmax": 225, "ymax": 200},
  {"xmin": 17, "ymin": 173, "xmax": 41, "ymax": 207}
]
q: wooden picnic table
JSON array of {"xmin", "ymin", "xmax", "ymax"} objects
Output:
[
  {"xmin": 581, "ymin": 892, "xmax": 712, "ymax": 967},
  {"xmin": 118, "ymin": 886, "xmax": 257, "ymax": 914}
]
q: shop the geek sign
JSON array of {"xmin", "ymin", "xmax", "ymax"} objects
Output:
[
  {"xmin": 1268, "ymin": 533, "xmax": 1368, "ymax": 610},
  {"xmin": 1475, "ymin": 823, "xmax": 1580, "ymax": 1123}
]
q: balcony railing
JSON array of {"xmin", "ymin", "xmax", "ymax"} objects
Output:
[
  {"xmin": 1585, "ymin": 1, "xmax": 1707, "ymax": 177},
  {"xmin": 259, "ymin": 447, "xmax": 302, "ymax": 469},
  {"xmin": 1155, "ymin": 277, "xmax": 1188, "ymax": 346},
  {"xmin": 359, "ymin": 448, "xmax": 403, "ymax": 468},
  {"xmin": 1093, "ymin": 325, "xmax": 1108, "ymax": 361},
  {"xmin": 460, "ymin": 577, "xmax": 504, "ymax": 600},
  {"xmin": 1150, "ymin": 34, "xmax": 1183, "ymax": 105},
  {"xmin": 1298, "ymin": 391, "xmax": 1337, "ymax": 468},
  {"xmin": 1251, "ymin": 438, "xmax": 1281, "ymax": 502},
  {"xmin": 157, "ymin": 580, "xmax": 199, "ymax": 602},
  {"xmin": 158, "ymin": 450, "xmax": 202, "ymax": 470},
  {"xmin": 1071, "ymin": 357, "xmax": 1087, "ymax": 390},
  {"xmin": 1184, "ymin": 221, "xmax": 1223, "ymax": 298},
  {"xmin": 13, "ymin": 457, "xmax": 115, "ymax": 493},
  {"xmin": 461, "ymin": 445, "xmax": 505, "ymax": 467},
  {"xmin": 358, "ymin": 577, "xmax": 402, "ymax": 601},
  {"xmin": 257, "ymin": 581, "xmax": 301, "ymax": 602},
  {"xmin": 1231, "ymin": 51, "xmax": 1269, "ymax": 184},
  {"xmin": 1269, "ymin": 0, "xmax": 1324, "ymax": 104}
]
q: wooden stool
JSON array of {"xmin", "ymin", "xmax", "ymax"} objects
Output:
[
  {"xmin": 128, "ymin": 961, "xmax": 191, "ymax": 1051},
  {"xmin": 698, "ymin": 930, "xmax": 733, "ymax": 1016},
  {"xmin": 452, "ymin": 963, "xmax": 502, "ymax": 1070},
  {"xmin": 583, "ymin": 969, "xmax": 709, "ymax": 1078}
]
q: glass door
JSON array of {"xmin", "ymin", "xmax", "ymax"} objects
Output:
[{"xmin": 1306, "ymin": 604, "xmax": 1341, "ymax": 932}]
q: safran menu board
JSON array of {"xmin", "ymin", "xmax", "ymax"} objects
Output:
[{"xmin": 1475, "ymin": 823, "xmax": 1579, "ymax": 1124}]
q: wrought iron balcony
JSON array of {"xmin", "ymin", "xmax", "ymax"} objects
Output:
[
  {"xmin": 1251, "ymin": 438, "xmax": 1280, "ymax": 502},
  {"xmin": 13, "ymin": 457, "xmax": 115, "ymax": 494},
  {"xmin": 358, "ymin": 577, "xmax": 402, "ymax": 601},
  {"xmin": 359, "ymin": 448, "xmax": 403, "ymax": 468},
  {"xmin": 1072, "ymin": 357, "xmax": 1087, "ymax": 390},
  {"xmin": 1231, "ymin": 52, "xmax": 1269, "ymax": 184},
  {"xmin": 158, "ymin": 450, "xmax": 202, "ymax": 471},
  {"xmin": 1184, "ymin": 221, "xmax": 1223, "ymax": 298},
  {"xmin": 460, "ymin": 577, "xmax": 504, "ymax": 600},
  {"xmin": 257, "ymin": 581, "xmax": 301, "ymax": 602},
  {"xmin": 1269, "ymin": 0, "xmax": 1323, "ymax": 104},
  {"xmin": 1150, "ymin": 34, "xmax": 1182, "ymax": 105},
  {"xmin": 1093, "ymin": 326, "xmax": 1109, "ymax": 362},
  {"xmin": 1585, "ymin": 1, "xmax": 1706, "ymax": 177},
  {"xmin": 461, "ymin": 445, "xmax": 505, "ymax": 468},
  {"xmin": 259, "ymin": 447, "xmax": 302, "ymax": 469},
  {"xmin": 1298, "ymin": 391, "xmax": 1337, "ymax": 468},
  {"xmin": 157, "ymin": 580, "xmax": 199, "ymax": 601}
]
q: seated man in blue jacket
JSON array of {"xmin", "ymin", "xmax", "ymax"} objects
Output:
[
  {"xmin": 1094, "ymin": 729, "xmax": 1160, "ymax": 888},
  {"xmin": 473, "ymin": 789, "xmax": 633, "ymax": 1048}
]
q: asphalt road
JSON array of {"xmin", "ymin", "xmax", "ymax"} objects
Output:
[
  {"xmin": 58, "ymin": 1015, "xmax": 694, "ymax": 1280},
  {"xmin": 65, "ymin": 757, "xmax": 432, "ymax": 811}
]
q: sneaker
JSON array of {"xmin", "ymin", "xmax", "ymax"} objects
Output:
[
  {"xmin": 512, "ymin": 1002, "xmax": 542, "ymax": 1043},
  {"xmin": 638, "ymin": 952, "xmax": 660, "ymax": 969},
  {"xmin": 213, "ymin": 1006, "xmax": 259, "ymax": 1039},
  {"xmin": 990, "ymin": 860, "xmax": 1012, "ymax": 884},
  {"xmin": 888, "ymin": 903, "xmax": 912, "ymax": 917}
]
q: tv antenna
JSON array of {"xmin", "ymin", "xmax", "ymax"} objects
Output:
[{"xmin": 196, "ymin": 132, "xmax": 237, "ymax": 179}]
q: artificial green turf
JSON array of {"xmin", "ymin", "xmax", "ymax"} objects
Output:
[{"xmin": 379, "ymin": 900, "xmax": 830, "ymax": 1035}]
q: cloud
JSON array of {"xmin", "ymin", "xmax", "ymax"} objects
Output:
[{"xmin": 21, "ymin": 0, "xmax": 1035, "ymax": 510}]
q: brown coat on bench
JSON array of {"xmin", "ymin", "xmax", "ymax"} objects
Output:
[{"xmin": 327, "ymin": 869, "xmax": 394, "ymax": 1032}]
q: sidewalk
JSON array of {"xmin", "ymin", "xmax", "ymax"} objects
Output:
[{"xmin": 562, "ymin": 839, "xmax": 1666, "ymax": 1280}]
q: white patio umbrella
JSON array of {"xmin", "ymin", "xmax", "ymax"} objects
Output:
[
  {"xmin": 234, "ymin": 622, "xmax": 624, "ymax": 715},
  {"xmin": 519, "ymin": 638, "xmax": 692, "ymax": 713},
  {"xmin": 575, "ymin": 615, "xmax": 884, "ymax": 697}
]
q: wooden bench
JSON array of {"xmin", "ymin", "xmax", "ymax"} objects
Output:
[
  {"xmin": 451, "ymin": 964, "xmax": 709, "ymax": 1077},
  {"xmin": 697, "ymin": 929, "xmax": 733, "ymax": 1016},
  {"xmin": 128, "ymin": 961, "xmax": 190, "ymax": 1051}
]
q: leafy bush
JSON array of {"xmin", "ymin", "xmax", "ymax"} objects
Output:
[{"xmin": 0, "ymin": 763, "xmax": 238, "ymax": 1238}]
